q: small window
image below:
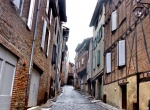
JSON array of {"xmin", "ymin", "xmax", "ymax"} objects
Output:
[
  {"xmin": 117, "ymin": 40, "xmax": 126, "ymax": 67},
  {"xmin": 93, "ymin": 57, "xmax": 96, "ymax": 70},
  {"xmin": 81, "ymin": 58, "xmax": 84, "ymax": 65},
  {"xmin": 55, "ymin": 20, "xmax": 57, "ymax": 34},
  {"xmin": 79, "ymin": 61, "xmax": 80, "ymax": 68},
  {"xmin": 111, "ymin": 10, "xmax": 118, "ymax": 32},
  {"xmin": 12, "ymin": 0, "xmax": 21, "ymax": 9},
  {"xmin": 106, "ymin": 53, "xmax": 111, "ymax": 73},
  {"xmin": 97, "ymin": 50, "xmax": 100, "ymax": 66}
]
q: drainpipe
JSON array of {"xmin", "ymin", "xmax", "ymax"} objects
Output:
[
  {"xmin": 91, "ymin": 38, "xmax": 93, "ymax": 96},
  {"xmin": 25, "ymin": 0, "xmax": 41, "ymax": 109},
  {"xmin": 135, "ymin": 21, "xmax": 139, "ymax": 110}
]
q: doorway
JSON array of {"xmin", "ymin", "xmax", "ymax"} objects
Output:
[
  {"xmin": 122, "ymin": 85, "xmax": 127, "ymax": 109},
  {"xmin": 28, "ymin": 68, "xmax": 40, "ymax": 107}
]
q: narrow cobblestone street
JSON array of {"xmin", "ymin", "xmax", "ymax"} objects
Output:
[{"xmin": 50, "ymin": 86, "xmax": 105, "ymax": 110}]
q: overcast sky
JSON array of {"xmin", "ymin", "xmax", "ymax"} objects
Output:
[{"xmin": 65, "ymin": 0, "xmax": 97, "ymax": 63}]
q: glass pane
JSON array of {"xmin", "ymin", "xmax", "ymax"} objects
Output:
[
  {"xmin": 0, "ymin": 62, "xmax": 15, "ymax": 95},
  {"xmin": 0, "ymin": 59, "xmax": 2, "ymax": 72}
]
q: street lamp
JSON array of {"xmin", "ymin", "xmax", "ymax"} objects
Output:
[{"xmin": 133, "ymin": 0, "xmax": 150, "ymax": 13}]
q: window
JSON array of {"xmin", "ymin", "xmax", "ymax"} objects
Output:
[
  {"xmin": 111, "ymin": 10, "xmax": 117, "ymax": 31},
  {"xmin": 79, "ymin": 61, "xmax": 80, "ymax": 68},
  {"xmin": 52, "ymin": 44, "xmax": 57, "ymax": 65},
  {"xmin": 93, "ymin": 39, "xmax": 97, "ymax": 50},
  {"xmin": 117, "ymin": 40, "xmax": 126, "ymax": 67},
  {"xmin": 12, "ymin": 0, "xmax": 21, "ymax": 9},
  {"xmin": 93, "ymin": 56, "xmax": 96, "ymax": 70},
  {"xmin": 27, "ymin": 0, "xmax": 35, "ymax": 30},
  {"xmin": 97, "ymin": 50, "xmax": 100, "ymax": 66},
  {"xmin": 55, "ymin": 20, "xmax": 57, "ymax": 34},
  {"xmin": 96, "ymin": 26, "xmax": 103, "ymax": 43},
  {"xmin": 46, "ymin": 30, "xmax": 51, "ymax": 57},
  {"xmin": 106, "ymin": 53, "xmax": 111, "ymax": 73},
  {"xmin": 41, "ymin": 19, "xmax": 47, "ymax": 50},
  {"xmin": 81, "ymin": 58, "xmax": 84, "ymax": 65},
  {"xmin": 11, "ymin": 0, "xmax": 23, "ymax": 16}
]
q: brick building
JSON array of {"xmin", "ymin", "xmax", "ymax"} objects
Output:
[
  {"xmin": 75, "ymin": 38, "xmax": 91, "ymax": 91},
  {"xmin": 0, "ymin": 0, "xmax": 68, "ymax": 109},
  {"xmin": 103, "ymin": 0, "xmax": 150, "ymax": 110},
  {"xmin": 89, "ymin": 0, "xmax": 105, "ymax": 100}
]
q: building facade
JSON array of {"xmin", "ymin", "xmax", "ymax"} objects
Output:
[
  {"xmin": 89, "ymin": 0, "xmax": 105, "ymax": 100},
  {"xmin": 75, "ymin": 38, "xmax": 91, "ymax": 91},
  {"xmin": 0, "ymin": 0, "xmax": 68, "ymax": 109},
  {"xmin": 103, "ymin": 0, "xmax": 150, "ymax": 110}
]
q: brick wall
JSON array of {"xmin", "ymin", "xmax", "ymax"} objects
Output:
[
  {"xmin": 104, "ymin": 0, "xmax": 150, "ymax": 84},
  {"xmin": 0, "ymin": 0, "xmax": 56, "ymax": 109}
]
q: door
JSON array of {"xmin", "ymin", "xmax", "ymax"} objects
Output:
[
  {"xmin": 122, "ymin": 85, "xmax": 127, "ymax": 109},
  {"xmin": 28, "ymin": 68, "xmax": 40, "ymax": 107},
  {"xmin": 0, "ymin": 46, "xmax": 17, "ymax": 110}
]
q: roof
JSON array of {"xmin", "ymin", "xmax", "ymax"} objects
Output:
[
  {"xmin": 75, "ymin": 38, "xmax": 92, "ymax": 52},
  {"xmin": 89, "ymin": 0, "xmax": 105, "ymax": 27}
]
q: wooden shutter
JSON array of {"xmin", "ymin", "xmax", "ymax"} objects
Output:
[
  {"xmin": 111, "ymin": 10, "xmax": 117, "ymax": 31},
  {"xmin": 93, "ymin": 57, "xmax": 96, "ymax": 70},
  {"xmin": 12, "ymin": 0, "xmax": 20, "ymax": 9},
  {"xmin": 49, "ymin": 9, "xmax": 53, "ymax": 25},
  {"xmin": 46, "ymin": 0, "xmax": 50, "ymax": 15},
  {"xmin": 41, "ymin": 19, "xmax": 47, "ymax": 50},
  {"xmin": 106, "ymin": 53, "xmax": 111, "ymax": 73},
  {"xmin": 118, "ymin": 40, "xmax": 126, "ymax": 66},
  {"xmin": 97, "ymin": 50, "xmax": 100, "ymax": 66},
  {"xmin": 82, "ymin": 58, "xmax": 84, "ymax": 65},
  {"xmin": 27, "ymin": 0, "xmax": 35, "ymax": 30},
  {"xmin": 46, "ymin": 30, "xmax": 51, "ymax": 57}
]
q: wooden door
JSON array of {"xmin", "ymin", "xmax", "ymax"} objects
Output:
[
  {"xmin": 0, "ymin": 46, "xmax": 17, "ymax": 110},
  {"xmin": 122, "ymin": 85, "xmax": 127, "ymax": 109},
  {"xmin": 28, "ymin": 68, "xmax": 40, "ymax": 107}
]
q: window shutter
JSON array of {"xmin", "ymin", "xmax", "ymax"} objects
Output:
[
  {"xmin": 46, "ymin": 0, "xmax": 50, "ymax": 15},
  {"xmin": 49, "ymin": 9, "xmax": 53, "ymax": 25},
  {"xmin": 93, "ymin": 57, "xmax": 96, "ymax": 70},
  {"xmin": 118, "ymin": 40, "xmax": 126, "ymax": 66},
  {"xmin": 27, "ymin": 0, "xmax": 35, "ymax": 30},
  {"xmin": 97, "ymin": 50, "xmax": 100, "ymax": 66},
  {"xmin": 111, "ymin": 10, "xmax": 117, "ymax": 31},
  {"xmin": 41, "ymin": 19, "xmax": 47, "ymax": 50},
  {"xmin": 12, "ymin": 0, "xmax": 20, "ymax": 9},
  {"xmin": 46, "ymin": 30, "xmax": 51, "ymax": 57},
  {"xmin": 82, "ymin": 58, "xmax": 84, "ymax": 65},
  {"xmin": 106, "ymin": 53, "xmax": 111, "ymax": 73}
]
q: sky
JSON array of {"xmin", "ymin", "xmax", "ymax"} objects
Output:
[{"xmin": 65, "ymin": 0, "xmax": 97, "ymax": 63}]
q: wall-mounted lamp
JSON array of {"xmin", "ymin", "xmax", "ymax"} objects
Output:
[{"xmin": 133, "ymin": 0, "xmax": 150, "ymax": 13}]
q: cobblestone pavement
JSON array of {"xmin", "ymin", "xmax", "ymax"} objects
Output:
[{"xmin": 50, "ymin": 86, "xmax": 106, "ymax": 110}]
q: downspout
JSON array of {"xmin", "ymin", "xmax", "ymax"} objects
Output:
[
  {"xmin": 91, "ymin": 38, "xmax": 93, "ymax": 96},
  {"xmin": 25, "ymin": 0, "xmax": 41, "ymax": 109},
  {"xmin": 135, "ymin": 21, "xmax": 139, "ymax": 110}
]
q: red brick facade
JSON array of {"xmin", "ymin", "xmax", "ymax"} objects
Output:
[
  {"xmin": 104, "ymin": 0, "xmax": 150, "ymax": 109},
  {"xmin": 0, "ymin": 0, "xmax": 56, "ymax": 109}
]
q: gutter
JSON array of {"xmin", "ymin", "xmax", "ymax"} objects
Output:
[{"xmin": 25, "ymin": 0, "xmax": 41, "ymax": 109}]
